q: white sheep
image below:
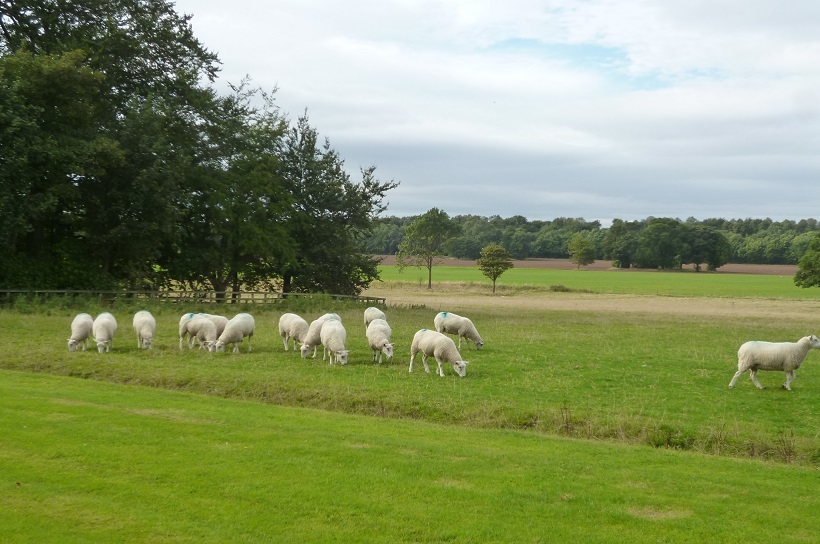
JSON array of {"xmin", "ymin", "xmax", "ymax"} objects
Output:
[
  {"xmin": 215, "ymin": 313, "xmax": 255, "ymax": 353},
  {"xmin": 434, "ymin": 311, "xmax": 484, "ymax": 350},
  {"xmin": 92, "ymin": 312, "xmax": 118, "ymax": 353},
  {"xmin": 189, "ymin": 314, "xmax": 218, "ymax": 352},
  {"xmin": 320, "ymin": 319, "xmax": 350, "ymax": 365},
  {"xmin": 278, "ymin": 313, "xmax": 309, "ymax": 352},
  {"xmin": 132, "ymin": 310, "xmax": 156, "ymax": 349},
  {"xmin": 729, "ymin": 335, "xmax": 820, "ymax": 391},
  {"xmin": 366, "ymin": 318, "xmax": 394, "ymax": 363},
  {"xmin": 67, "ymin": 313, "xmax": 94, "ymax": 352},
  {"xmin": 300, "ymin": 313, "xmax": 341, "ymax": 359},
  {"xmin": 178, "ymin": 313, "xmax": 197, "ymax": 349},
  {"xmin": 409, "ymin": 329, "xmax": 469, "ymax": 378},
  {"xmin": 363, "ymin": 306, "xmax": 386, "ymax": 328},
  {"xmin": 202, "ymin": 313, "xmax": 229, "ymax": 337}
]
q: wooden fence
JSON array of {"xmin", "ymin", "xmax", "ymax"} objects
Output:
[{"xmin": 0, "ymin": 289, "xmax": 386, "ymax": 306}]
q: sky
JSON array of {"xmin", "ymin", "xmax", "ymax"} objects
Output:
[{"xmin": 172, "ymin": 0, "xmax": 820, "ymax": 225}]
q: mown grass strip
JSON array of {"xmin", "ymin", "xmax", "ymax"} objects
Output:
[{"xmin": 2, "ymin": 369, "xmax": 818, "ymax": 544}]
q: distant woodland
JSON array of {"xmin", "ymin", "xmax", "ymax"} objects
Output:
[{"xmin": 365, "ymin": 215, "xmax": 820, "ymax": 269}]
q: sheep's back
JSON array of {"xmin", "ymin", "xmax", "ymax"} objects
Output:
[{"xmin": 738, "ymin": 340, "xmax": 807, "ymax": 370}]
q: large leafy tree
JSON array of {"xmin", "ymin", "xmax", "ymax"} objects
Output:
[
  {"xmin": 277, "ymin": 114, "xmax": 398, "ymax": 295},
  {"xmin": 0, "ymin": 0, "xmax": 219, "ymax": 288},
  {"xmin": 396, "ymin": 208, "xmax": 461, "ymax": 289}
]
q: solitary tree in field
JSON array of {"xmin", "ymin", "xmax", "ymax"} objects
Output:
[
  {"xmin": 476, "ymin": 244, "xmax": 514, "ymax": 293},
  {"xmin": 568, "ymin": 233, "xmax": 596, "ymax": 269},
  {"xmin": 396, "ymin": 208, "xmax": 460, "ymax": 289},
  {"xmin": 794, "ymin": 234, "xmax": 820, "ymax": 288}
]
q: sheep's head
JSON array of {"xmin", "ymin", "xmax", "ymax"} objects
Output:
[
  {"xmin": 808, "ymin": 335, "xmax": 820, "ymax": 349},
  {"xmin": 300, "ymin": 343, "xmax": 312, "ymax": 359},
  {"xmin": 336, "ymin": 349, "xmax": 351, "ymax": 365},
  {"xmin": 68, "ymin": 339, "xmax": 78, "ymax": 352},
  {"xmin": 475, "ymin": 339, "xmax": 484, "ymax": 350},
  {"xmin": 382, "ymin": 342, "xmax": 394, "ymax": 360},
  {"xmin": 214, "ymin": 340, "xmax": 226, "ymax": 352},
  {"xmin": 452, "ymin": 360, "xmax": 469, "ymax": 377},
  {"xmin": 201, "ymin": 340, "xmax": 216, "ymax": 352},
  {"xmin": 141, "ymin": 337, "xmax": 153, "ymax": 349},
  {"xmin": 96, "ymin": 340, "xmax": 110, "ymax": 353}
]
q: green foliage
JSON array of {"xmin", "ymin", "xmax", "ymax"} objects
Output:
[
  {"xmin": 794, "ymin": 233, "xmax": 820, "ymax": 288},
  {"xmin": 567, "ymin": 232, "xmax": 596, "ymax": 268},
  {"xmin": 476, "ymin": 243, "xmax": 514, "ymax": 292},
  {"xmin": 396, "ymin": 208, "xmax": 460, "ymax": 289}
]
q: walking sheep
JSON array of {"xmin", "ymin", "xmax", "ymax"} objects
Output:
[
  {"xmin": 132, "ymin": 310, "xmax": 156, "ymax": 349},
  {"xmin": 366, "ymin": 318, "xmax": 394, "ymax": 363},
  {"xmin": 278, "ymin": 313, "xmax": 309, "ymax": 352},
  {"xmin": 215, "ymin": 313, "xmax": 255, "ymax": 353},
  {"xmin": 300, "ymin": 313, "xmax": 341, "ymax": 359},
  {"xmin": 729, "ymin": 334, "xmax": 820, "ymax": 390},
  {"xmin": 410, "ymin": 329, "xmax": 469, "ymax": 378},
  {"xmin": 434, "ymin": 311, "xmax": 484, "ymax": 350},
  {"xmin": 320, "ymin": 319, "xmax": 350, "ymax": 365},
  {"xmin": 92, "ymin": 312, "xmax": 118, "ymax": 353},
  {"xmin": 68, "ymin": 313, "xmax": 94, "ymax": 352},
  {"xmin": 363, "ymin": 306, "xmax": 386, "ymax": 328}
]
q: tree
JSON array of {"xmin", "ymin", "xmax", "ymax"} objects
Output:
[
  {"xmin": 476, "ymin": 244, "xmax": 514, "ymax": 293},
  {"xmin": 794, "ymin": 234, "xmax": 820, "ymax": 288},
  {"xmin": 396, "ymin": 208, "xmax": 460, "ymax": 289},
  {"xmin": 567, "ymin": 233, "xmax": 596, "ymax": 269},
  {"xmin": 603, "ymin": 219, "xmax": 641, "ymax": 268},
  {"xmin": 635, "ymin": 218, "xmax": 685, "ymax": 269}
]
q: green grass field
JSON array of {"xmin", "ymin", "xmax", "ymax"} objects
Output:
[
  {"xmin": 379, "ymin": 265, "xmax": 817, "ymax": 299},
  {"xmin": 2, "ymin": 268, "xmax": 820, "ymax": 542}
]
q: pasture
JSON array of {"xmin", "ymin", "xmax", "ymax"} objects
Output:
[{"xmin": 2, "ymin": 266, "xmax": 820, "ymax": 542}]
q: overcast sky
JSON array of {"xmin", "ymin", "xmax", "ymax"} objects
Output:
[{"xmin": 172, "ymin": 0, "xmax": 820, "ymax": 225}]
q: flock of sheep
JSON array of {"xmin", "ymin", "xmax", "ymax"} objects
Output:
[
  {"xmin": 67, "ymin": 307, "xmax": 818, "ymax": 387},
  {"xmin": 65, "ymin": 307, "xmax": 485, "ymax": 378}
]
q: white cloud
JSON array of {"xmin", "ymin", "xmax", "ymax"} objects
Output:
[{"xmin": 174, "ymin": 0, "xmax": 820, "ymax": 221}]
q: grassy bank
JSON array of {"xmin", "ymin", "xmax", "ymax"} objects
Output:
[{"xmin": 2, "ymin": 370, "xmax": 818, "ymax": 543}]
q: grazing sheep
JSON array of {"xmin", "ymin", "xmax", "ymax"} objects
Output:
[
  {"xmin": 202, "ymin": 313, "xmax": 229, "ymax": 337},
  {"xmin": 92, "ymin": 312, "xmax": 118, "ymax": 353},
  {"xmin": 178, "ymin": 313, "xmax": 197, "ymax": 350},
  {"xmin": 215, "ymin": 313, "xmax": 255, "ymax": 353},
  {"xmin": 132, "ymin": 310, "xmax": 156, "ymax": 349},
  {"xmin": 300, "ymin": 313, "xmax": 341, "ymax": 359},
  {"xmin": 320, "ymin": 319, "xmax": 350, "ymax": 365},
  {"xmin": 366, "ymin": 318, "xmax": 394, "ymax": 363},
  {"xmin": 409, "ymin": 329, "xmax": 468, "ymax": 378},
  {"xmin": 189, "ymin": 314, "xmax": 218, "ymax": 352},
  {"xmin": 278, "ymin": 313, "xmax": 310, "ymax": 352},
  {"xmin": 363, "ymin": 306, "xmax": 386, "ymax": 328},
  {"xmin": 68, "ymin": 313, "xmax": 94, "ymax": 352},
  {"xmin": 434, "ymin": 311, "xmax": 484, "ymax": 350},
  {"xmin": 729, "ymin": 335, "xmax": 820, "ymax": 391}
]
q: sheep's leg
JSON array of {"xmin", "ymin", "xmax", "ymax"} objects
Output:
[
  {"xmin": 247, "ymin": 335, "xmax": 253, "ymax": 352},
  {"xmin": 282, "ymin": 336, "xmax": 289, "ymax": 351},
  {"xmin": 421, "ymin": 353, "xmax": 431, "ymax": 374},
  {"xmin": 749, "ymin": 369, "xmax": 765, "ymax": 389},
  {"xmin": 728, "ymin": 369, "xmax": 745, "ymax": 388},
  {"xmin": 783, "ymin": 371, "xmax": 796, "ymax": 391},
  {"xmin": 409, "ymin": 351, "xmax": 416, "ymax": 372},
  {"xmin": 435, "ymin": 359, "xmax": 445, "ymax": 377}
]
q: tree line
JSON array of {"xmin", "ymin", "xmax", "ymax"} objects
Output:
[
  {"xmin": 0, "ymin": 1, "xmax": 397, "ymax": 294},
  {"xmin": 368, "ymin": 213, "xmax": 820, "ymax": 270}
]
